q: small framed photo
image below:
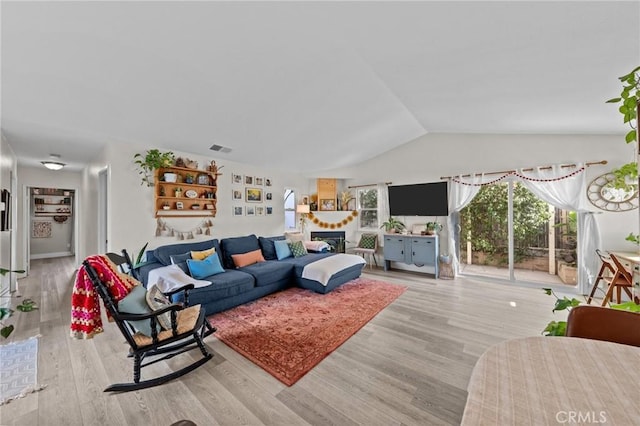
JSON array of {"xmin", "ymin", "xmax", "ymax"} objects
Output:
[
  {"xmin": 176, "ymin": 201, "xmax": 184, "ymax": 210},
  {"xmin": 233, "ymin": 206, "xmax": 243, "ymax": 216},
  {"xmin": 246, "ymin": 187, "xmax": 263, "ymax": 202},
  {"xmin": 233, "ymin": 189, "xmax": 243, "ymax": 200},
  {"xmin": 246, "ymin": 206, "xmax": 256, "ymax": 216},
  {"xmin": 245, "ymin": 175, "xmax": 253, "ymax": 185},
  {"xmin": 232, "ymin": 173, "xmax": 242, "ymax": 184},
  {"xmin": 320, "ymin": 199, "xmax": 335, "ymax": 211},
  {"xmin": 265, "ymin": 178, "xmax": 272, "ymax": 187},
  {"xmin": 256, "ymin": 206, "xmax": 265, "ymax": 216},
  {"xmin": 266, "ymin": 206, "xmax": 273, "ymax": 215},
  {"xmin": 255, "ymin": 177, "xmax": 264, "ymax": 186},
  {"xmin": 266, "ymin": 192, "xmax": 272, "ymax": 201},
  {"xmin": 300, "ymin": 195, "xmax": 309, "ymax": 205}
]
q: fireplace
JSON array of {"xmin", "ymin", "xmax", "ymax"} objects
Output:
[{"xmin": 310, "ymin": 231, "xmax": 346, "ymax": 253}]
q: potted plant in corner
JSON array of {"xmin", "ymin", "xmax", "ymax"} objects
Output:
[
  {"xmin": 133, "ymin": 149, "xmax": 176, "ymax": 187},
  {"xmin": 380, "ymin": 217, "xmax": 405, "ymax": 233}
]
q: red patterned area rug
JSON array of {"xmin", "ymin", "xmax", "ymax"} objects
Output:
[{"xmin": 208, "ymin": 278, "xmax": 407, "ymax": 386}]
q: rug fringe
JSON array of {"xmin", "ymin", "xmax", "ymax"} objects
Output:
[{"xmin": 0, "ymin": 384, "xmax": 48, "ymax": 406}]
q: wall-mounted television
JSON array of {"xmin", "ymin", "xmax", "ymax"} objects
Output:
[{"xmin": 388, "ymin": 182, "xmax": 448, "ymax": 217}]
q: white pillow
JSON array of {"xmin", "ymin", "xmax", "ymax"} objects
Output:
[{"xmin": 285, "ymin": 232, "xmax": 305, "ymax": 243}]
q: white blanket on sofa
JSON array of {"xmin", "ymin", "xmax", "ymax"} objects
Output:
[
  {"xmin": 146, "ymin": 264, "xmax": 212, "ymax": 292},
  {"xmin": 301, "ymin": 254, "xmax": 366, "ymax": 286}
]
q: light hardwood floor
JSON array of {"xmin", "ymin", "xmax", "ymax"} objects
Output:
[{"xmin": 0, "ymin": 256, "xmax": 567, "ymax": 426}]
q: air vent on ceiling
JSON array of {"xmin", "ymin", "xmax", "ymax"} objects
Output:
[{"xmin": 210, "ymin": 144, "xmax": 232, "ymax": 153}]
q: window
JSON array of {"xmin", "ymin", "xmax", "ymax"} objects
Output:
[{"xmin": 357, "ymin": 187, "xmax": 378, "ymax": 229}]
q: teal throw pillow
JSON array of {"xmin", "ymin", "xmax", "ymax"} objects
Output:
[
  {"xmin": 118, "ymin": 285, "xmax": 161, "ymax": 336},
  {"xmin": 274, "ymin": 239, "xmax": 292, "ymax": 260},
  {"xmin": 359, "ymin": 234, "xmax": 377, "ymax": 249},
  {"xmin": 187, "ymin": 252, "xmax": 225, "ymax": 279},
  {"xmin": 288, "ymin": 240, "xmax": 308, "ymax": 258}
]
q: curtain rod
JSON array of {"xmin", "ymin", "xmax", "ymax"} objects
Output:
[
  {"xmin": 440, "ymin": 160, "xmax": 607, "ymax": 180},
  {"xmin": 348, "ymin": 182, "xmax": 392, "ymax": 189}
]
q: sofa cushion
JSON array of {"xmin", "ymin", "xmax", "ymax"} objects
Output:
[
  {"xmin": 190, "ymin": 269, "xmax": 255, "ymax": 301},
  {"xmin": 232, "ymin": 249, "xmax": 265, "ymax": 268},
  {"xmin": 239, "ymin": 261, "xmax": 294, "ymax": 287},
  {"xmin": 153, "ymin": 239, "xmax": 220, "ymax": 266},
  {"xmin": 258, "ymin": 235, "xmax": 286, "ymax": 260},
  {"xmin": 169, "ymin": 252, "xmax": 191, "ymax": 274},
  {"xmin": 190, "ymin": 247, "xmax": 216, "ymax": 260},
  {"xmin": 289, "ymin": 240, "xmax": 308, "ymax": 257},
  {"xmin": 220, "ymin": 234, "xmax": 261, "ymax": 269},
  {"xmin": 187, "ymin": 252, "xmax": 225, "ymax": 279},
  {"xmin": 274, "ymin": 240, "xmax": 292, "ymax": 260},
  {"xmin": 278, "ymin": 252, "xmax": 335, "ymax": 276}
]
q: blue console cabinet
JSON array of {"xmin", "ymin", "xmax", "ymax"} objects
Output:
[{"xmin": 383, "ymin": 234, "xmax": 439, "ymax": 278}]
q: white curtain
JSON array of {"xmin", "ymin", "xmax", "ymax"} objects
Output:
[
  {"xmin": 517, "ymin": 164, "xmax": 599, "ymax": 294},
  {"xmin": 447, "ymin": 174, "xmax": 484, "ymax": 275},
  {"xmin": 378, "ymin": 183, "xmax": 390, "ymax": 228}
]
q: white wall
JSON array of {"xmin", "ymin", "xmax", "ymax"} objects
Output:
[
  {"xmin": 0, "ymin": 132, "xmax": 19, "ymax": 294},
  {"xmin": 96, "ymin": 142, "xmax": 310, "ymax": 258},
  {"xmin": 325, "ymin": 133, "xmax": 637, "ymax": 254}
]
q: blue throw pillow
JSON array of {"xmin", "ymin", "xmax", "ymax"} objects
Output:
[
  {"xmin": 187, "ymin": 252, "xmax": 225, "ymax": 279},
  {"xmin": 259, "ymin": 235, "xmax": 286, "ymax": 260},
  {"xmin": 274, "ymin": 239, "xmax": 292, "ymax": 260}
]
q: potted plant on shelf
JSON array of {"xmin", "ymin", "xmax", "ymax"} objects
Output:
[
  {"xmin": 174, "ymin": 187, "xmax": 183, "ymax": 198},
  {"xmin": 133, "ymin": 149, "xmax": 176, "ymax": 187},
  {"xmin": 184, "ymin": 173, "xmax": 195, "ymax": 184},
  {"xmin": 425, "ymin": 221, "xmax": 442, "ymax": 235},
  {"xmin": 380, "ymin": 217, "xmax": 405, "ymax": 233}
]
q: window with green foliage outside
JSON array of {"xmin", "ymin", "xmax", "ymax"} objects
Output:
[{"xmin": 357, "ymin": 187, "xmax": 378, "ymax": 229}]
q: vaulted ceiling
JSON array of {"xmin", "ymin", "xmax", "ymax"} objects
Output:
[{"xmin": 2, "ymin": 1, "xmax": 638, "ymax": 172}]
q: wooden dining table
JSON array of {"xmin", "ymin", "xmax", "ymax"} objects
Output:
[{"xmin": 461, "ymin": 336, "xmax": 640, "ymax": 425}]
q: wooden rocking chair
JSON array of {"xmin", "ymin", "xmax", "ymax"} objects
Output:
[{"xmin": 82, "ymin": 255, "xmax": 216, "ymax": 392}]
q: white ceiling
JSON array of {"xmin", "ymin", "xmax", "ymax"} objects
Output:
[{"xmin": 2, "ymin": 1, "xmax": 639, "ymax": 173}]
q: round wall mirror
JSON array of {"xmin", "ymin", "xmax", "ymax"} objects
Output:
[{"xmin": 587, "ymin": 173, "xmax": 639, "ymax": 211}]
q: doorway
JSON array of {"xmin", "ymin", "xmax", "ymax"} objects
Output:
[
  {"xmin": 29, "ymin": 187, "xmax": 76, "ymax": 260},
  {"xmin": 459, "ymin": 181, "xmax": 576, "ymax": 286}
]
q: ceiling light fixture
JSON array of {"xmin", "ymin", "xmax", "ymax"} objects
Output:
[{"xmin": 41, "ymin": 154, "xmax": 66, "ymax": 170}]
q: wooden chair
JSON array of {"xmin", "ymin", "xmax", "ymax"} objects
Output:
[
  {"xmin": 586, "ymin": 249, "xmax": 616, "ymax": 304},
  {"xmin": 82, "ymin": 255, "xmax": 216, "ymax": 392},
  {"xmin": 566, "ymin": 305, "xmax": 640, "ymax": 347},
  {"xmin": 601, "ymin": 253, "xmax": 634, "ymax": 306},
  {"xmin": 353, "ymin": 233, "xmax": 378, "ymax": 269}
]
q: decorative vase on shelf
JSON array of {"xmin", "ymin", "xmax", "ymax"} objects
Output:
[{"xmin": 164, "ymin": 172, "xmax": 178, "ymax": 183}]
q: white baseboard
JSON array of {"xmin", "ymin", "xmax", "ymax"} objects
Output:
[{"xmin": 31, "ymin": 251, "xmax": 73, "ymax": 260}]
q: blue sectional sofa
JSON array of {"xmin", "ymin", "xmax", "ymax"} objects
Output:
[{"xmin": 136, "ymin": 234, "xmax": 365, "ymax": 315}]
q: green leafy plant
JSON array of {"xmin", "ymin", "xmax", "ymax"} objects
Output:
[
  {"xmin": 1, "ymin": 299, "xmax": 37, "ymax": 339},
  {"xmin": 541, "ymin": 288, "xmax": 581, "ymax": 336},
  {"xmin": 380, "ymin": 216, "xmax": 405, "ymax": 233},
  {"xmin": 425, "ymin": 221, "xmax": 442, "ymax": 233},
  {"xmin": 626, "ymin": 232, "xmax": 640, "ymax": 246},
  {"xmin": 606, "ymin": 65, "xmax": 640, "ymax": 189},
  {"xmin": 611, "ymin": 300, "xmax": 640, "ymax": 312},
  {"xmin": 133, "ymin": 149, "xmax": 176, "ymax": 186}
]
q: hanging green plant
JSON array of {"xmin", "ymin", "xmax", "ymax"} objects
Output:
[
  {"xmin": 606, "ymin": 65, "xmax": 640, "ymax": 190},
  {"xmin": 133, "ymin": 149, "xmax": 176, "ymax": 186}
]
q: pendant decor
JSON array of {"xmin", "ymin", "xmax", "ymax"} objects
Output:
[
  {"xmin": 307, "ymin": 210, "xmax": 358, "ymax": 229},
  {"xmin": 155, "ymin": 218, "xmax": 214, "ymax": 239}
]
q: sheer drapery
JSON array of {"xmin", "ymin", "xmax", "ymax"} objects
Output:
[
  {"xmin": 517, "ymin": 164, "xmax": 599, "ymax": 294},
  {"xmin": 447, "ymin": 174, "xmax": 483, "ymax": 275},
  {"xmin": 378, "ymin": 183, "xmax": 390, "ymax": 227}
]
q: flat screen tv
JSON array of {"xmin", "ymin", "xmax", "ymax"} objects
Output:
[{"xmin": 388, "ymin": 182, "xmax": 448, "ymax": 217}]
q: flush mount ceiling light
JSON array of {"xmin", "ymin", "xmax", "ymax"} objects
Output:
[{"xmin": 41, "ymin": 154, "xmax": 66, "ymax": 170}]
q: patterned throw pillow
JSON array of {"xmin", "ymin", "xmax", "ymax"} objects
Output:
[
  {"xmin": 288, "ymin": 240, "xmax": 308, "ymax": 258},
  {"xmin": 358, "ymin": 234, "xmax": 377, "ymax": 250},
  {"xmin": 145, "ymin": 286, "xmax": 173, "ymax": 330}
]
